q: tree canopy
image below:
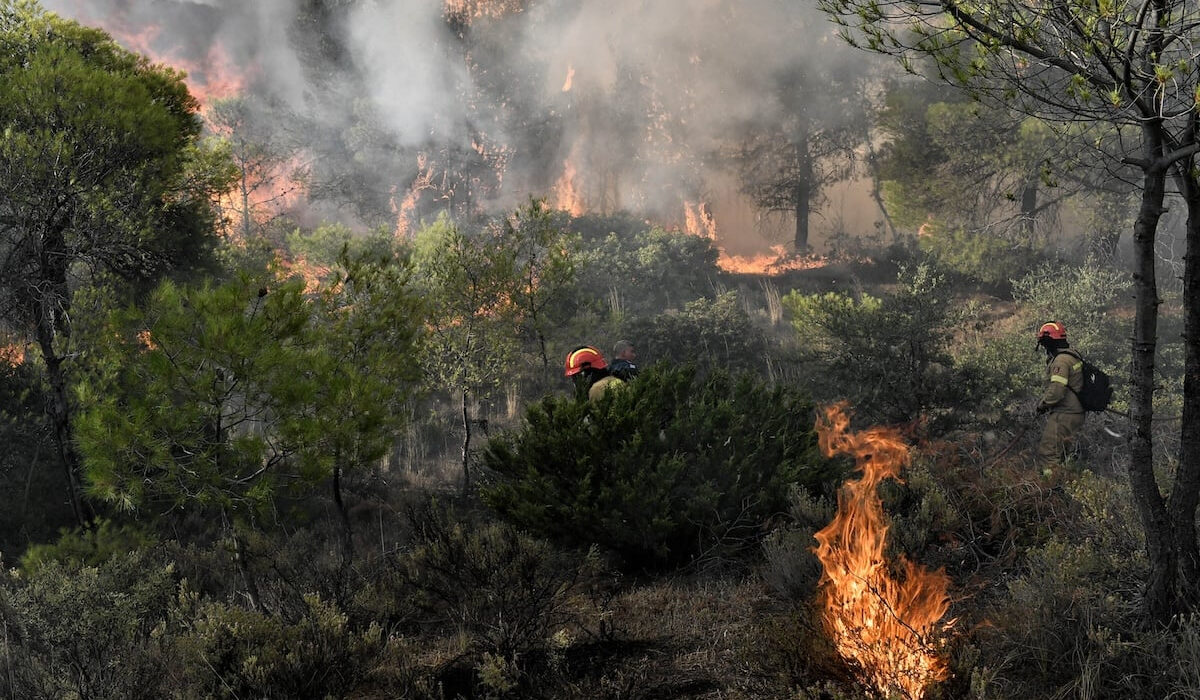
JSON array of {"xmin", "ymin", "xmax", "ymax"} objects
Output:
[{"xmin": 0, "ymin": 1, "xmax": 234, "ymax": 524}]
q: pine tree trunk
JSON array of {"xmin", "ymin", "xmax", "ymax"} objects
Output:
[
  {"xmin": 1170, "ymin": 161, "xmax": 1200, "ymax": 604},
  {"xmin": 33, "ymin": 289, "xmax": 87, "ymax": 528},
  {"xmin": 1020, "ymin": 180, "xmax": 1038, "ymax": 236},
  {"xmin": 460, "ymin": 389, "xmax": 472, "ymax": 496},
  {"xmin": 1129, "ymin": 137, "xmax": 1174, "ymax": 621},
  {"xmin": 332, "ymin": 463, "xmax": 355, "ymax": 559},
  {"xmin": 793, "ymin": 145, "xmax": 812, "ymax": 252}
]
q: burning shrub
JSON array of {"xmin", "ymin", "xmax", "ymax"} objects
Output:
[{"xmin": 482, "ymin": 365, "xmax": 836, "ymax": 570}]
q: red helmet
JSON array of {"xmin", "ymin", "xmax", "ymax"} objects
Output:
[
  {"xmin": 1037, "ymin": 322, "xmax": 1067, "ymax": 341},
  {"xmin": 565, "ymin": 346, "xmax": 607, "ymax": 376}
]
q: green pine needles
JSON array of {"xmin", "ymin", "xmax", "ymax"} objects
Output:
[{"xmin": 483, "ymin": 365, "xmax": 841, "ymax": 571}]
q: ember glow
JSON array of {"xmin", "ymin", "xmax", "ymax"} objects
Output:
[
  {"xmin": 813, "ymin": 403, "xmax": 952, "ymax": 698},
  {"xmin": 0, "ymin": 344, "xmax": 25, "ymax": 367}
]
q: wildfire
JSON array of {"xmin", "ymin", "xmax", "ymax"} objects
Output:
[
  {"xmin": 562, "ymin": 65, "xmax": 575, "ymax": 92},
  {"xmin": 216, "ymin": 155, "xmax": 309, "ymax": 241},
  {"xmin": 444, "ymin": 0, "xmax": 524, "ymax": 22},
  {"xmin": 681, "ymin": 201, "xmax": 835, "ymax": 275},
  {"xmin": 0, "ymin": 343, "xmax": 25, "ymax": 367},
  {"xmin": 813, "ymin": 403, "xmax": 952, "ymax": 698},
  {"xmin": 552, "ymin": 159, "xmax": 585, "ymax": 216},
  {"xmin": 684, "ymin": 200, "xmax": 718, "ymax": 241},
  {"xmin": 52, "ymin": 3, "xmax": 247, "ymax": 111},
  {"xmin": 276, "ymin": 255, "xmax": 332, "ymax": 294},
  {"xmin": 390, "ymin": 184, "xmax": 421, "ymax": 239}
]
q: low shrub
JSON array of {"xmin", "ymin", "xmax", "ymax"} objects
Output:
[
  {"xmin": 0, "ymin": 550, "xmax": 175, "ymax": 700},
  {"xmin": 172, "ymin": 593, "xmax": 391, "ymax": 699},
  {"xmin": 483, "ymin": 365, "xmax": 837, "ymax": 570}
]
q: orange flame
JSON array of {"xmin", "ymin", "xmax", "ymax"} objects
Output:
[
  {"xmin": 682, "ymin": 201, "xmax": 836, "ymax": 275},
  {"xmin": 553, "ymin": 159, "xmax": 585, "ymax": 216},
  {"xmin": 0, "ymin": 343, "xmax": 25, "ymax": 367},
  {"xmin": 813, "ymin": 403, "xmax": 952, "ymax": 699},
  {"xmin": 684, "ymin": 200, "xmax": 717, "ymax": 241},
  {"xmin": 561, "ymin": 65, "xmax": 575, "ymax": 92},
  {"xmin": 216, "ymin": 155, "xmax": 308, "ymax": 241},
  {"xmin": 390, "ymin": 184, "xmax": 421, "ymax": 240},
  {"xmin": 51, "ymin": 4, "xmax": 248, "ymax": 111},
  {"xmin": 275, "ymin": 254, "xmax": 332, "ymax": 294}
]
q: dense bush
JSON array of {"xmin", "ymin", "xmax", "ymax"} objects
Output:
[
  {"xmin": 0, "ymin": 551, "xmax": 175, "ymax": 700},
  {"xmin": 621, "ymin": 291, "xmax": 771, "ymax": 375},
  {"xmin": 0, "ymin": 358, "xmax": 73, "ymax": 557},
  {"xmin": 917, "ymin": 224, "xmax": 1045, "ymax": 290},
  {"xmin": 172, "ymin": 593, "xmax": 391, "ymax": 699},
  {"xmin": 483, "ymin": 365, "xmax": 837, "ymax": 570},
  {"xmin": 783, "ymin": 263, "xmax": 997, "ymax": 429},
  {"xmin": 571, "ymin": 220, "xmax": 720, "ymax": 318}
]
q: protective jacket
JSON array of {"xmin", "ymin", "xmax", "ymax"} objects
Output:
[
  {"xmin": 1040, "ymin": 349, "xmax": 1084, "ymax": 414},
  {"xmin": 588, "ymin": 375, "xmax": 625, "ymax": 402}
]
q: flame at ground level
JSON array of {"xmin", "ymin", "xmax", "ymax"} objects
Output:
[
  {"xmin": 813, "ymin": 403, "xmax": 952, "ymax": 698},
  {"xmin": 0, "ymin": 344, "xmax": 25, "ymax": 367}
]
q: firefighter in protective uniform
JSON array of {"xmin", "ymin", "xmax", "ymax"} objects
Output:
[
  {"xmin": 1035, "ymin": 322, "xmax": 1085, "ymax": 469},
  {"xmin": 564, "ymin": 345, "xmax": 625, "ymax": 402}
]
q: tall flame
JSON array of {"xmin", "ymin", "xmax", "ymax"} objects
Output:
[
  {"xmin": 813, "ymin": 403, "xmax": 952, "ymax": 699},
  {"xmin": 552, "ymin": 159, "xmax": 585, "ymax": 216}
]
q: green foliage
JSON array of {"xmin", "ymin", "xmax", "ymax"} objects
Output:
[
  {"xmin": 285, "ymin": 223, "xmax": 395, "ymax": 268},
  {"xmin": 0, "ymin": 550, "xmax": 176, "ymax": 700},
  {"xmin": 571, "ymin": 220, "xmax": 720, "ymax": 318},
  {"xmin": 783, "ymin": 263, "xmax": 988, "ymax": 427},
  {"xmin": 1011, "ymin": 259, "xmax": 1131, "ymax": 365},
  {"xmin": 73, "ymin": 253, "xmax": 422, "ymax": 518},
  {"xmin": 19, "ymin": 519, "xmax": 155, "ymax": 573},
  {"xmin": 0, "ymin": 357, "xmax": 71, "ymax": 555},
  {"xmin": 483, "ymin": 365, "xmax": 835, "ymax": 570},
  {"xmin": 0, "ymin": 2, "xmax": 232, "ymax": 319},
  {"xmin": 761, "ymin": 487, "xmax": 835, "ymax": 602},
  {"xmin": 966, "ymin": 471, "xmax": 1159, "ymax": 698},
  {"xmin": 505, "ymin": 199, "xmax": 580, "ymax": 367},
  {"xmin": 173, "ymin": 594, "xmax": 389, "ymax": 700},
  {"xmin": 623, "ymin": 291, "xmax": 770, "ymax": 374},
  {"xmin": 917, "ymin": 223, "xmax": 1044, "ymax": 289},
  {"xmin": 411, "ymin": 213, "xmax": 520, "ymax": 401}
]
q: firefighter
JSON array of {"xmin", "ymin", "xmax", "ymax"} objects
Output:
[
  {"xmin": 564, "ymin": 345, "xmax": 625, "ymax": 402},
  {"xmin": 609, "ymin": 340, "xmax": 639, "ymax": 381},
  {"xmin": 1035, "ymin": 321, "xmax": 1085, "ymax": 472}
]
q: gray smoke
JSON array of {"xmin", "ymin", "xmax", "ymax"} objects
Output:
[{"xmin": 39, "ymin": 0, "xmax": 878, "ymax": 253}]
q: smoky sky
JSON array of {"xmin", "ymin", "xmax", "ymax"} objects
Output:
[{"xmin": 38, "ymin": 0, "xmax": 876, "ymax": 251}]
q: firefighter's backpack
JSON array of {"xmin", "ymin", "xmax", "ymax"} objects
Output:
[{"xmin": 1069, "ymin": 354, "xmax": 1113, "ymax": 412}]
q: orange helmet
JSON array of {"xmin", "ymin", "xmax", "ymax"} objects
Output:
[
  {"xmin": 565, "ymin": 346, "xmax": 607, "ymax": 377},
  {"xmin": 1037, "ymin": 322, "xmax": 1067, "ymax": 341}
]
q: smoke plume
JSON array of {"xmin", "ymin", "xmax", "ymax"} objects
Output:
[{"xmin": 40, "ymin": 0, "xmax": 881, "ymax": 254}]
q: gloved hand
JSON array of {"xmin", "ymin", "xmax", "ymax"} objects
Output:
[{"xmin": 1036, "ymin": 403, "xmax": 1050, "ymax": 415}]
